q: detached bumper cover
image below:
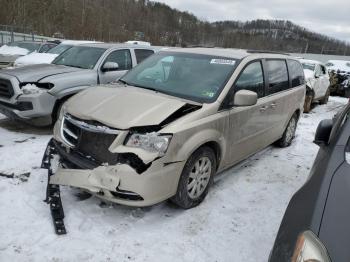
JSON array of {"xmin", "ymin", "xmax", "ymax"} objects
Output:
[
  {"xmin": 41, "ymin": 138, "xmax": 184, "ymax": 233},
  {"xmin": 41, "ymin": 139, "xmax": 67, "ymax": 235}
]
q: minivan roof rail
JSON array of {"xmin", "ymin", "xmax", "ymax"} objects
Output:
[{"xmin": 247, "ymin": 50, "xmax": 290, "ymax": 56}]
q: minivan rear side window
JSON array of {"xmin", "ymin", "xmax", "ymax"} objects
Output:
[
  {"xmin": 135, "ymin": 49, "xmax": 154, "ymax": 63},
  {"xmin": 234, "ymin": 61, "xmax": 264, "ymax": 98},
  {"xmin": 266, "ymin": 60, "xmax": 289, "ymax": 95},
  {"xmin": 287, "ymin": 60, "xmax": 305, "ymax": 87}
]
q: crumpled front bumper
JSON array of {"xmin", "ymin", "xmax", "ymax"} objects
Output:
[{"xmin": 42, "ymin": 139, "xmax": 184, "ymax": 207}]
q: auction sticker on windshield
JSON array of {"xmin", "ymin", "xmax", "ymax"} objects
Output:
[{"xmin": 210, "ymin": 59, "xmax": 236, "ymax": 65}]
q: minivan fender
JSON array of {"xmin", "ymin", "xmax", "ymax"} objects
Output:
[
  {"xmin": 173, "ymin": 128, "xmax": 227, "ymax": 167},
  {"xmin": 49, "ymin": 85, "xmax": 92, "ymax": 99}
]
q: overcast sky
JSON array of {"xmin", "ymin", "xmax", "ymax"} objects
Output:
[{"xmin": 157, "ymin": 0, "xmax": 350, "ymax": 43}]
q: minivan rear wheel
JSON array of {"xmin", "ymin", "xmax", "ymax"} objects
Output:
[
  {"xmin": 276, "ymin": 113, "xmax": 298, "ymax": 148},
  {"xmin": 171, "ymin": 146, "xmax": 216, "ymax": 209}
]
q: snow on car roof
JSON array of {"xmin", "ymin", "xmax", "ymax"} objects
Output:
[
  {"xmin": 326, "ymin": 60, "xmax": 350, "ymax": 72},
  {"xmin": 60, "ymin": 40, "xmax": 103, "ymax": 45},
  {"xmin": 79, "ymin": 42, "xmax": 157, "ymax": 49},
  {"xmin": 0, "ymin": 45, "xmax": 29, "ymax": 56},
  {"xmin": 299, "ymin": 59, "xmax": 323, "ymax": 65}
]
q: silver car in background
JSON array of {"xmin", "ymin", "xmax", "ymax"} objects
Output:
[
  {"xmin": 13, "ymin": 40, "xmax": 100, "ymax": 67},
  {"xmin": 0, "ymin": 41, "xmax": 59, "ymax": 68},
  {"xmin": 0, "ymin": 43, "xmax": 157, "ymax": 125}
]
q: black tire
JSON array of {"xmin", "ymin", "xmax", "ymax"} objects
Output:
[
  {"xmin": 171, "ymin": 146, "xmax": 216, "ymax": 209},
  {"xmin": 319, "ymin": 88, "xmax": 330, "ymax": 105},
  {"xmin": 303, "ymin": 92, "xmax": 314, "ymax": 113},
  {"xmin": 276, "ymin": 113, "xmax": 298, "ymax": 148}
]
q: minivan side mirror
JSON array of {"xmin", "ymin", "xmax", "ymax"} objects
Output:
[
  {"xmin": 314, "ymin": 119, "xmax": 333, "ymax": 146},
  {"xmin": 233, "ymin": 90, "xmax": 258, "ymax": 107},
  {"xmin": 102, "ymin": 62, "xmax": 119, "ymax": 72}
]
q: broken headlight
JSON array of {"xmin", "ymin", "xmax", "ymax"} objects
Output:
[
  {"xmin": 21, "ymin": 82, "xmax": 54, "ymax": 94},
  {"xmin": 292, "ymin": 231, "xmax": 330, "ymax": 262},
  {"xmin": 125, "ymin": 132, "xmax": 172, "ymax": 156}
]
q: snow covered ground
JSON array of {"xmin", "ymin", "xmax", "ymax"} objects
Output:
[{"xmin": 0, "ymin": 97, "xmax": 348, "ymax": 262}]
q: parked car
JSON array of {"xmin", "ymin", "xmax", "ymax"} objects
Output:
[
  {"xmin": 0, "ymin": 41, "xmax": 59, "ymax": 68},
  {"xmin": 329, "ymin": 68, "xmax": 350, "ymax": 98},
  {"xmin": 326, "ymin": 60, "xmax": 350, "ymax": 97},
  {"xmin": 269, "ymin": 102, "xmax": 350, "ymax": 262},
  {"xmin": 42, "ymin": 48, "xmax": 305, "ymax": 214},
  {"xmin": 14, "ymin": 40, "xmax": 100, "ymax": 67},
  {"xmin": 325, "ymin": 60, "xmax": 350, "ymax": 75},
  {"xmin": 300, "ymin": 59, "xmax": 330, "ymax": 112},
  {"xmin": 0, "ymin": 43, "xmax": 157, "ymax": 126}
]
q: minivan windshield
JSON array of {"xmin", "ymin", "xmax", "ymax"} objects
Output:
[
  {"xmin": 52, "ymin": 46, "xmax": 106, "ymax": 69},
  {"xmin": 120, "ymin": 51, "xmax": 238, "ymax": 103},
  {"xmin": 47, "ymin": 44, "xmax": 73, "ymax": 55}
]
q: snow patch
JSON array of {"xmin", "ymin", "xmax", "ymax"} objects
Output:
[
  {"xmin": 303, "ymin": 69, "xmax": 314, "ymax": 80},
  {"xmin": 21, "ymin": 84, "xmax": 42, "ymax": 95},
  {"xmin": 14, "ymin": 53, "xmax": 58, "ymax": 67},
  {"xmin": 0, "ymin": 45, "xmax": 29, "ymax": 56}
]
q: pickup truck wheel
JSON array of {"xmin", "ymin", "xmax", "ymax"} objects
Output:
[
  {"xmin": 276, "ymin": 113, "xmax": 298, "ymax": 148},
  {"xmin": 171, "ymin": 146, "xmax": 216, "ymax": 209},
  {"xmin": 319, "ymin": 88, "xmax": 330, "ymax": 105},
  {"xmin": 304, "ymin": 92, "xmax": 314, "ymax": 113}
]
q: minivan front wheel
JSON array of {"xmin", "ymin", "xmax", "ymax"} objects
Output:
[
  {"xmin": 171, "ymin": 146, "xmax": 216, "ymax": 209},
  {"xmin": 276, "ymin": 113, "xmax": 298, "ymax": 148}
]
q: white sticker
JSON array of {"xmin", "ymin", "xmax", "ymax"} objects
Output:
[{"xmin": 210, "ymin": 59, "xmax": 236, "ymax": 65}]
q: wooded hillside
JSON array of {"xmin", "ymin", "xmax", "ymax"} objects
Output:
[{"xmin": 0, "ymin": 0, "xmax": 348, "ymax": 55}]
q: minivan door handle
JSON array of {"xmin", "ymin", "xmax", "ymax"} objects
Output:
[
  {"xmin": 260, "ymin": 106, "xmax": 268, "ymax": 112},
  {"xmin": 270, "ymin": 102, "xmax": 277, "ymax": 109}
]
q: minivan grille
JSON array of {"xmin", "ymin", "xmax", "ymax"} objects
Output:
[
  {"xmin": 61, "ymin": 114, "xmax": 119, "ymax": 163},
  {"xmin": 0, "ymin": 79, "xmax": 14, "ymax": 98}
]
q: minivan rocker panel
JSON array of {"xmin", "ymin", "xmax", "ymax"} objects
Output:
[{"xmin": 44, "ymin": 49, "xmax": 306, "ymax": 207}]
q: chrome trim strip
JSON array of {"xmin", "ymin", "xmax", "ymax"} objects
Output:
[
  {"xmin": 346, "ymin": 152, "xmax": 350, "ymax": 164},
  {"xmin": 60, "ymin": 117, "xmax": 75, "ymax": 148},
  {"xmin": 63, "ymin": 124, "xmax": 78, "ymax": 140},
  {"xmin": 64, "ymin": 114, "xmax": 120, "ymax": 135}
]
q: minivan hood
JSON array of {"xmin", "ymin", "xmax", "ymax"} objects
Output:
[
  {"xmin": 66, "ymin": 86, "xmax": 196, "ymax": 130},
  {"xmin": 0, "ymin": 64, "xmax": 83, "ymax": 82}
]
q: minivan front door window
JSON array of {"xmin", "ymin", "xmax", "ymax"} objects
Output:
[{"xmin": 234, "ymin": 61, "xmax": 264, "ymax": 98}]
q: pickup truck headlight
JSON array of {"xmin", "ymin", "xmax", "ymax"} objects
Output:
[
  {"xmin": 292, "ymin": 231, "xmax": 330, "ymax": 262},
  {"xmin": 125, "ymin": 132, "xmax": 172, "ymax": 156}
]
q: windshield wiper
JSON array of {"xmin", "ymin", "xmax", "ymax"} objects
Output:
[
  {"xmin": 117, "ymin": 79, "xmax": 129, "ymax": 85},
  {"xmin": 63, "ymin": 64, "xmax": 85, "ymax": 69}
]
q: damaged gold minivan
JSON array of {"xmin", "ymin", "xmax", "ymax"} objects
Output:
[{"xmin": 43, "ymin": 48, "xmax": 305, "ymax": 210}]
